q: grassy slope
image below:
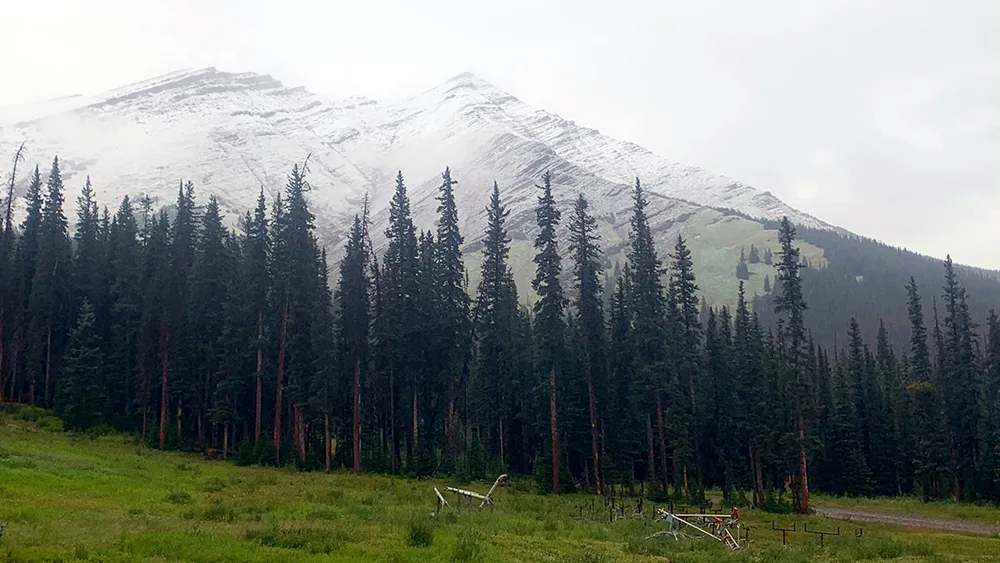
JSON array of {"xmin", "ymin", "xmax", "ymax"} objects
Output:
[
  {"xmin": 464, "ymin": 209, "xmax": 826, "ymax": 309},
  {"xmin": 2, "ymin": 412, "xmax": 1000, "ymax": 562}
]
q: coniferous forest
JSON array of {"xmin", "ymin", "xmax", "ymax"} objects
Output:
[{"xmin": 3, "ymin": 155, "xmax": 1000, "ymax": 513}]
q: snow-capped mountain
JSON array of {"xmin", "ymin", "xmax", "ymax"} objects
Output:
[{"xmin": 0, "ymin": 67, "xmax": 831, "ymax": 302}]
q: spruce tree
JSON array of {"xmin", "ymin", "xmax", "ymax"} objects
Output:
[
  {"xmin": 669, "ymin": 234, "xmax": 702, "ymax": 496},
  {"xmin": 382, "ymin": 171, "xmax": 420, "ymax": 469},
  {"xmin": 941, "ymin": 256, "xmax": 979, "ymax": 499},
  {"xmin": 337, "ymin": 215, "xmax": 369, "ymax": 472},
  {"xmin": 106, "ymin": 196, "xmax": 142, "ymax": 427},
  {"xmin": 736, "ymin": 247, "xmax": 750, "ymax": 280},
  {"xmin": 55, "ymin": 300, "xmax": 105, "ymax": 430},
  {"xmin": 435, "ymin": 167, "xmax": 471, "ymax": 458},
  {"xmin": 748, "ymin": 244, "xmax": 761, "ymax": 264},
  {"xmin": 567, "ymin": 193, "xmax": 606, "ymax": 494},
  {"xmin": 532, "ymin": 170, "xmax": 565, "ymax": 493},
  {"xmin": 474, "ymin": 182, "xmax": 521, "ymax": 468},
  {"xmin": 773, "ymin": 216, "xmax": 811, "ymax": 513},
  {"xmin": 73, "ymin": 177, "xmax": 102, "ymax": 310},
  {"xmin": 625, "ymin": 178, "xmax": 668, "ymax": 491},
  {"xmin": 26, "ymin": 157, "xmax": 73, "ymax": 406}
]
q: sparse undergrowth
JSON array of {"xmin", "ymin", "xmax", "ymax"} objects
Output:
[{"xmin": 1, "ymin": 411, "xmax": 999, "ymax": 562}]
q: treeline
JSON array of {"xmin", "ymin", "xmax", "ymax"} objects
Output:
[{"xmin": 1, "ymin": 156, "xmax": 999, "ymax": 510}]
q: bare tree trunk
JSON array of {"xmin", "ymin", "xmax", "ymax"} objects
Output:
[
  {"xmin": 158, "ymin": 329, "xmax": 170, "ymax": 450},
  {"xmin": 550, "ymin": 367, "xmax": 560, "ymax": 494},
  {"xmin": 412, "ymin": 391, "xmax": 418, "ymax": 450},
  {"xmin": 796, "ymin": 411, "xmax": 810, "ymax": 513},
  {"xmin": 353, "ymin": 357, "xmax": 361, "ymax": 473},
  {"xmin": 274, "ymin": 301, "xmax": 288, "ymax": 463},
  {"xmin": 142, "ymin": 405, "xmax": 148, "ymax": 443},
  {"xmin": 255, "ymin": 310, "xmax": 263, "ymax": 442},
  {"xmin": 656, "ymin": 393, "xmax": 669, "ymax": 492},
  {"xmin": 294, "ymin": 405, "xmax": 306, "ymax": 462},
  {"xmin": 324, "ymin": 413, "xmax": 331, "ymax": 474},
  {"xmin": 44, "ymin": 324, "xmax": 52, "ymax": 406},
  {"xmin": 499, "ymin": 416, "xmax": 505, "ymax": 466},
  {"xmin": 0, "ymin": 306, "xmax": 5, "ymax": 402},
  {"xmin": 646, "ymin": 413, "xmax": 657, "ymax": 486},
  {"xmin": 447, "ymin": 399, "xmax": 455, "ymax": 443},
  {"xmin": 584, "ymin": 351, "xmax": 601, "ymax": 495},
  {"xmin": 389, "ymin": 369, "xmax": 397, "ymax": 472},
  {"xmin": 950, "ymin": 432, "xmax": 960, "ymax": 500},
  {"xmin": 223, "ymin": 424, "xmax": 229, "ymax": 460}
]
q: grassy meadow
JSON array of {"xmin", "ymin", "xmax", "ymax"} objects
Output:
[{"xmin": 1, "ymin": 405, "xmax": 999, "ymax": 562}]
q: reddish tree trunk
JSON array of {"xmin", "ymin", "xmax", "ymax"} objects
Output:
[
  {"xmin": 583, "ymin": 351, "xmax": 601, "ymax": 495},
  {"xmin": 222, "ymin": 424, "xmax": 229, "ymax": 460},
  {"xmin": 44, "ymin": 324, "xmax": 52, "ymax": 406},
  {"xmin": 499, "ymin": 416, "xmax": 505, "ymax": 466},
  {"xmin": 656, "ymin": 393, "xmax": 669, "ymax": 492},
  {"xmin": 0, "ymin": 306, "xmax": 5, "ymax": 402},
  {"xmin": 353, "ymin": 357, "xmax": 361, "ymax": 473},
  {"xmin": 447, "ymin": 399, "xmax": 455, "ymax": 442},
  {"xmin": 294, "ymin": 405, "xmax": 306, "ymax": 462},
  {"xmin": 796, "ymin": 412, "xmax": 810, "ymax": 513},
  {"xmin": 255, "ymin": 310, "xmax": 263, "ymax": 442},
  {"xmin": 550, "ymin": 367, "xmax": 560, "ymax": 494},
  {"xmin": 274, "ymin": 301, "xmax": 288, "ymax": 463},
  {"xmin": 324, "ymin": 414, "xmax": 331, "ymax": 474},
  {"xmin": 158, "ymin": 329, "xmax": 170, "ymax": 450},
  {"xmin": 412, "ymin": 391, "xmax": 418, "ymax": 449},
  {"xmin": 646, "ymin": 413, "xmax": 657, "ymax": 485}
]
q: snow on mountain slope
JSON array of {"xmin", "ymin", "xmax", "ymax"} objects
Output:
[{"xmin": 0, "ymin": 67, "xmax": 829, "ymax": 259}]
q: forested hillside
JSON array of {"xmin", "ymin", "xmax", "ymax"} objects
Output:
[
  {"xmin": 753, "ymin": 223, "xmax": 1000, "ymax": 355},
  {"xmin": 2, "ymin": 155, "xmax": 999, "ymax": 514}
]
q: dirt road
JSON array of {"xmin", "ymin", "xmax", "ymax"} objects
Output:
[{"xmin": 814, "ymin": 506, "xmax": 1000, "ymax": 536}]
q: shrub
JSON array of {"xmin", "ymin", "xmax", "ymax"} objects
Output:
[
  {"xmin": 202, "ymin": 477, "xmax": 226, "ymax": 493},
  {"xmin": 407, "ymin": 519, "xmax": 434, "ymax": 548},
  {"xmin": 164, "ymin": 490, "xmax": 192, "ymax": 504}
]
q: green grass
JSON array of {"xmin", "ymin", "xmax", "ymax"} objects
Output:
[{"xmin": 1, "ymin": 409, "xmax": 998, "ymax": 562}]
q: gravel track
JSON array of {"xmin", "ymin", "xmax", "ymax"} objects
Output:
[{"xmin": 814, "ymin": 506, "xmax": 1000, "ymax": 536}]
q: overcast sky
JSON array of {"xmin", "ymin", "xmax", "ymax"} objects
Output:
[{"xmin": 3, "ymin": 0, "xmax": 998, "ymax": 267}]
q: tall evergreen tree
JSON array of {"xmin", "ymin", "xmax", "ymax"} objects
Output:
[
  {"xmin": 940, "ymin": 256, "xmax": 979, "ymax": 499},
  {"xmin": 337, "ymin": 214, "xmax": 370, "ymax": 473},
  {"xmin": 26, "ymin": 157, "xmax": 73, "ymax": 406},
  {"xmin": 434, "ymin": 167, "xmax": 470, "ymax": 460},
  {"xmin": 567, "ymin": 193, "xmax": 606, "ymax": 494},
  {"xmin": 54, "ymin": 300, "xmax": 105, "ymax": 430},
  {"xmin": 532, "ymin": 170, "xmax": 566, "ymax": 493},
  {"xmin": 669, "ymin": 235, "xmax": 702, "ymax": 496},
  {"xmin": 474, "ymin": 182, "xmax": 521, "ymax": 469},
  {"xmin": 773, "ymin": 216, "xmax": 811, "ymax": 513},
  {"xmin": 73, "ymin": 177, "xmax": 102, "ymax": 310},
  {"xmin": 381, "ymin": 171, "xmax": 420, "ymax": 470},
  {"xmin": 625, "ymin": 178, "xmax": 669, "ymax": 491}
]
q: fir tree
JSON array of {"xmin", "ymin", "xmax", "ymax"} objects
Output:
[
  {"xmin": 736, "ymin": 247, "xmax": 750, "ymax": 280},
  {"xmin": 763, "ymin": 247, "xmax": 773, "ymax": 266},
  {"xmin": 337, "ymin": 215, "xmax": 369, "ymax": 472},
  {"xmin": 532, "ymin": 170, "xmax": 565, "ymax": 493},
  {"xmin": 26, "ymin": 157, "xmax": 73, "ymax": 406},
  {"xmin": 55, "ymin": 300, "xmax": 105, "ymax": 430},
  {"xmin": 73, "ymin": 176, "xmax": 102, "ymax": 310},
  {"xmin": 625, "ymin": 178, "xmax": 669, "ymax": 491},
  {"xmin": 474, "ymin": 182, "xmax": 521, "ymax": 468},
  {"xmin": 763, "ymin": 274, "xmax": 771, "ymax": 293},
  {"xmin": 435, "ymin": 167, "xmax": 470, "ymax": 460},
  {"xmin": 106, "ymin": 196, "xmax": 142, "ymax": 426},
  {"xmin": 669, "ymin": 234, "xmax": 702, "ymax": 496},
  {"xmin": 748, "ymin": 244, "xmax": 761, "ymax": 264},
  {"xmin": 773, "ymin": 216, "xmax": 811, "ymax": 513},
  {"xmin": 567, "ymin": 193, "xmax": 606, "ymax": 493}
]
